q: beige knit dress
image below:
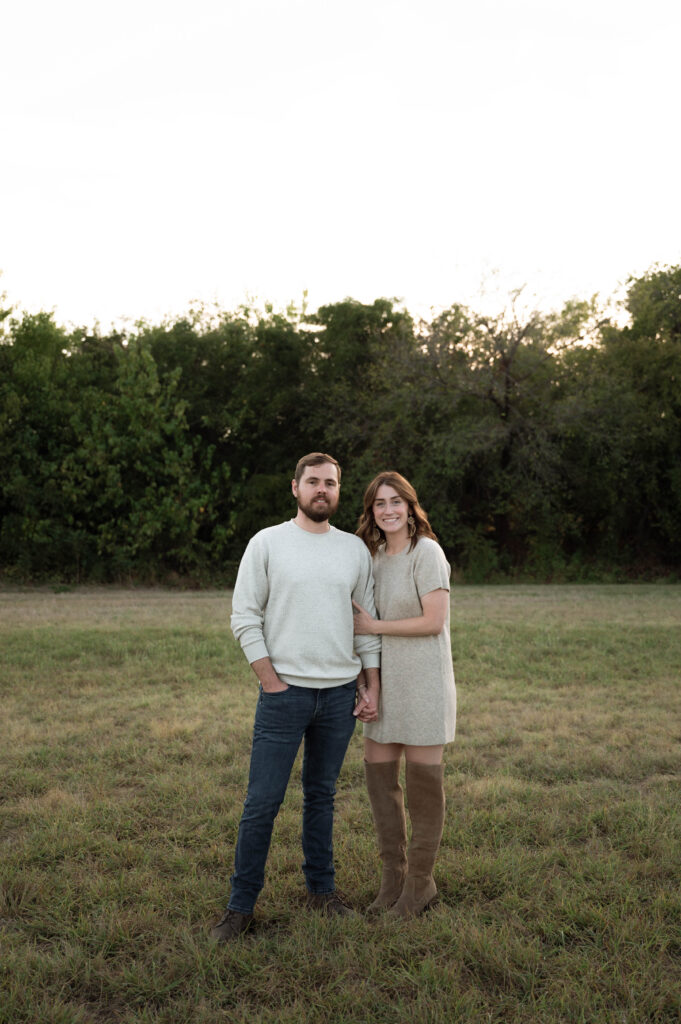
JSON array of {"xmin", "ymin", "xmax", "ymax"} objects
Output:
[{"xmin": 364, "ymin": 536, "xmax": 456, "ymax": 746}]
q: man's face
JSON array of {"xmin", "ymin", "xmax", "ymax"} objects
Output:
[{"xmin": 292, "ymin": 462, "xmax": 340, "ymax": 522}]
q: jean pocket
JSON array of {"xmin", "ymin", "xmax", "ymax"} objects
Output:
[{"xmin": 259, "ymin": 683, "xmax": 292, "ymax": 703}]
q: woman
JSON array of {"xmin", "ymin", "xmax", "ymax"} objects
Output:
[{"xmin": 353, "ymin": 471, "xmax": 456, "ymax": 917}]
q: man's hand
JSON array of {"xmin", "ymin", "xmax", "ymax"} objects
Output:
[
  {"xmin": 261, "ymin": 678, "xmax": 290, "ymax": 693},
  {"xmin": 251, "ymin": 656, "xmax": 289, "ymax": 693}
]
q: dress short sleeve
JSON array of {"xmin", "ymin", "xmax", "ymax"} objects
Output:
[{"xmin": 413, "ymin": 538, "xmax": 451, "ymax": 599}]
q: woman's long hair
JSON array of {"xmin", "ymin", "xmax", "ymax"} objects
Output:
[{"xmin": 356, "ymin": 471, "xmax": 437, "ymax": 556}]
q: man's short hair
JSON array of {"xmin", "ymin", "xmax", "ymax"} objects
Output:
[{"xmin": 294, "ymin": 452, "xmax": 342, "ymax": 484}]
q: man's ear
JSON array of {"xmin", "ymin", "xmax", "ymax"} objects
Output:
[{"xmin": 291, "ymin": 478, "xmax": 298, "ymax": 497}]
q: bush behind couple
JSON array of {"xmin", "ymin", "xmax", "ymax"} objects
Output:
[{"xmin": 211, "ymin": 452, "xmax": 456, "ymax": 943}]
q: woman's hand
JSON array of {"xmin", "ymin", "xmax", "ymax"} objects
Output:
[{"xmin": 352, "ymin": 599, "xmax": 378, "ymax": 635}]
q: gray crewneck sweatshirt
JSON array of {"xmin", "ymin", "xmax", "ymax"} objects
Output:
[{"xmin": 231, "ymin": 520, "xmax": 381, "ymax": 688}]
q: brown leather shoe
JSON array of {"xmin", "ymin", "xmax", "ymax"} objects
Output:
[
  {"xmin": 306, "ymin": 891, "xmax": 356, "ymax": 916},
  {"xmin": 210, "ymin": 908, "xmax": 254, "ymax": 942}
]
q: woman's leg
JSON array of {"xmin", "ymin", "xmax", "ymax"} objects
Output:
[
  {"xmin": 364, "ymin": 738, "xmax": 405, "ymax": 763},
  {"xmin": 404, "ymin": 743, "xmax": 444, "ymax": 765},
  {"xmin": 391, "ymin": 744, "xmax": 446, "ymax": 918},
  {"xmin": 363, "ymin": 738, "xmax": 407, "ymax": 910}
]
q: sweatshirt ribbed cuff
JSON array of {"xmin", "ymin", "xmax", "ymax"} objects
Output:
[
  {"xmin": 359, "ymin": 653, "xmax": 381, "ymax": 670},
  {"xmin": 242, "ymin": 639, "xmax": 270, "ymax": 664}
]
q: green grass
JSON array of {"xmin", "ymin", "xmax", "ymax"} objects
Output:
[{"xmin": 1, "ymin": 585, "xmax": 680, "ymax": 1023}]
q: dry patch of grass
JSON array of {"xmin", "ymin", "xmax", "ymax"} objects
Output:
[{"xmin": 0, "ymin": 587, "xmax": 231, "ymax": 632}]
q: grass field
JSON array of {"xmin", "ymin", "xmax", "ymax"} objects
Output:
[{"xmin": 1, "ymin": 585, "xmax": 680, "ymax": 1023}]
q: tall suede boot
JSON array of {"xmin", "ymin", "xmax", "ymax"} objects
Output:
[
  {"xmin": 364, "ymin": 760, "xmax": 407, "ymax": 912},
  {"xmin": 390, "ymin": 761, "xmax": 445, "ymax": 918}
]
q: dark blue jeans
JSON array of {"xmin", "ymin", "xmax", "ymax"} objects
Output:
[{"xmin": 228, "ymin": 680, "xmax": 357, "ymax": 915}]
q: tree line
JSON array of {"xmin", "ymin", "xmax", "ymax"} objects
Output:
[{"xmin": 1, "ymin": 265, "xmax": 680, "ymax": 583}]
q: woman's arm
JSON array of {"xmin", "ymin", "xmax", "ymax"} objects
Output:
[{"xmin": 352, "ymin": 589, "xmax": 449, "ymax": 637}]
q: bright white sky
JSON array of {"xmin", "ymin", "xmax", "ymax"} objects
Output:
[{"xmin": 2, "ymin": 0, "xmax": 680, "ymax": 328}]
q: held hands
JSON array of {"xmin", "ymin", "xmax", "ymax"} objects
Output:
[
  {"xmin": 352, "ymin": 599, "xmax": 378, "ymax": 635},
  {"xmin": 353, "ymin": 683, "xmax": 379, "ymax": 722},
  {"xmin": 353, "ymin": 667, "xmax": 379, "ymax": 722}
]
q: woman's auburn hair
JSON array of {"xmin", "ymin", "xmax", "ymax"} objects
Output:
[{"xmin": 356, "ymin": 471, "xmax": 437, "ymax": 556}]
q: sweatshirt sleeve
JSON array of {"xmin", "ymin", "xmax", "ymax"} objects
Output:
[
  {"xmin": 352, "ymin": 544, "xmax": 382, "ymax": 669},
  {"xmin": 230, "ymin": 533, "xmax": 271, "ymax": 664}
]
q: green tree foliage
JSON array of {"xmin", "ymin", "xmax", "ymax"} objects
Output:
[
  {"xmin": 0, "ymin": 312, "xmax": 79, "ymax": 576},
  {"xmin": 592, "ymin": 267, "xmax": 681, "ymax": 565},
  {"xmin": 1, "ymin": 266, "xmax": 680, "ymax": 581},
  {"xmin": 141, "ymin": 305, "xmax": 315, "ymax": 553},
  {"xmin": 59, "ymin": 337, "xmax": 209, "ymax": 577},
  {"xmin": 303, "ymin": 298, "xmax": 418, "ymax": 532},
  {"xmin": 0, "ymin": 325, "xmax": 211, "ymax": 579},
  {"xmin": 626, "ymin": 264, "xmax": 681, "ymax": 343},
  {"xmin": 374, "ymin": 296, "xmax": 600, "ymax": 577}
]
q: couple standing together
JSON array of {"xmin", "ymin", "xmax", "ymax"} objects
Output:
[{"xmin": 211, "ymin": 452, "xmax": 457, "ymax": 942}]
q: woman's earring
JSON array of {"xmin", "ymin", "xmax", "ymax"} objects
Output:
[{"xmin": 407, "ymin": 514, "xmax": 416, "ymax": 537}]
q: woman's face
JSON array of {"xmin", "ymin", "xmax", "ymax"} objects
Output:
[{"xmin": 372, "ymin": 484, "xmax": 409, "ymax": 541}]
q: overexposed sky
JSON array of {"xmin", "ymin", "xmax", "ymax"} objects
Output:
[{"xmin": 2, "ymin": 0, "xmax": 680, "ymax": 328}]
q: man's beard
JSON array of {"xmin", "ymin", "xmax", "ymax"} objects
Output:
[{"xmin": 297, "ymin": 495, "xmax": 339, "ymax": 523}]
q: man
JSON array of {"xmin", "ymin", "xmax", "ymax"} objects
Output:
[{"xmin": 211, "ymin": 452, "xmax": 381, "ymax": 942}]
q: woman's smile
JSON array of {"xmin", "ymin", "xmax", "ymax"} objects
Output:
[{"xmin": 373, "ymin": 484, "xmax": 409, "ymax": 541}]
